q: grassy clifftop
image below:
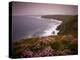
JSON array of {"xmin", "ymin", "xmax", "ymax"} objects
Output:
[
  {"xmin": 41, "ymin": 15, "xmax": 77, "ymax": 21},
  {"xmin": 12, "ymin": 35, "xmax": 77, "ymax": 58},
  {"xmin": 11, "ymin": 15, "xmax": 78, "ymax": 58},
  {"xmin": 42, "ymin": 15, "xmax": 78, "ymax": 37}
]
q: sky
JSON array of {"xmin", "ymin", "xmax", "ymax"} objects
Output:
[{"xmin": 12, "ymin": 2, "xmax": 78, "ymax": 16}]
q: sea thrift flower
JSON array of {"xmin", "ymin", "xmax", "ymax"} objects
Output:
[{"xmin": 21, "ymin": 50, "xmax": 33, "ymax": 58}]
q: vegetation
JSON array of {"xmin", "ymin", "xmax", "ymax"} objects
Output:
[
  {"xmin": 12, "ymin": 15, "xmax": 78, "ymax": 58},
  {"xmin": 12, "ymin": 35, "xmax": 77, "ymax": 58},
  {"xmin": 42, "ymin": 15, "xmax": 78, "ymax": 37}
]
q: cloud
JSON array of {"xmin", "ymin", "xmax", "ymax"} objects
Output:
[{"xmin": 12, "ymin": 2, "xmax": 78, "ymax": 16}]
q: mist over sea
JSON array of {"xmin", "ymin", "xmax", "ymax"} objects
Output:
[{"xmin": 12, "ymin": 15, "xmax": 62, "ymax": 41}]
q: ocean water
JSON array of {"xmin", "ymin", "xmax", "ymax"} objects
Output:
[{"xmin": 12, "ymin": 16, "xmax": 62, "ymax": 41}]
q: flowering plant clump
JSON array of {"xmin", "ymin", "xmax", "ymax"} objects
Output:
[{"xmin": 12, "ymin": 35, "xmax": 78, "ymax": 58}]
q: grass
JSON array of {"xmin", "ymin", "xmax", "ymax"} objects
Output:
[
  {"xmin": 12, "ymin": 34, "xmax": 78, "ymax": 58},
  {"xmin": 11, "ymin": 15, "xmax": 78, "ymax": 58},
  {"xmin": 42, "ymin": 15, "xmax": 78, "ymax": 36}
]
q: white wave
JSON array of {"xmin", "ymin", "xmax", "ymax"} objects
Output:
[{"xmin": 22, "ymin": 17, "xmax": 62, "ymax": 39}]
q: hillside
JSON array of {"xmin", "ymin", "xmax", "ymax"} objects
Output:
[
  {"xmin": 11, "ymin": 15, "xmax": 78, "ymax": 58},
  {"xmin": 42, "ymin": 15, "xmax": 78, "ymax": 37},
  {"xmin": 12, "ymin": 35, "xmax": 77, "ymax": 58}
]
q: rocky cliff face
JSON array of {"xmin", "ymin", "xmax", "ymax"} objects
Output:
[
  {"xmin": 42, "ymin": 15, "xmax": 78, "ymax": 37},
  {"xmin": 56, "ymin": 15, "xmax": 78, "ymax": 37}
]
